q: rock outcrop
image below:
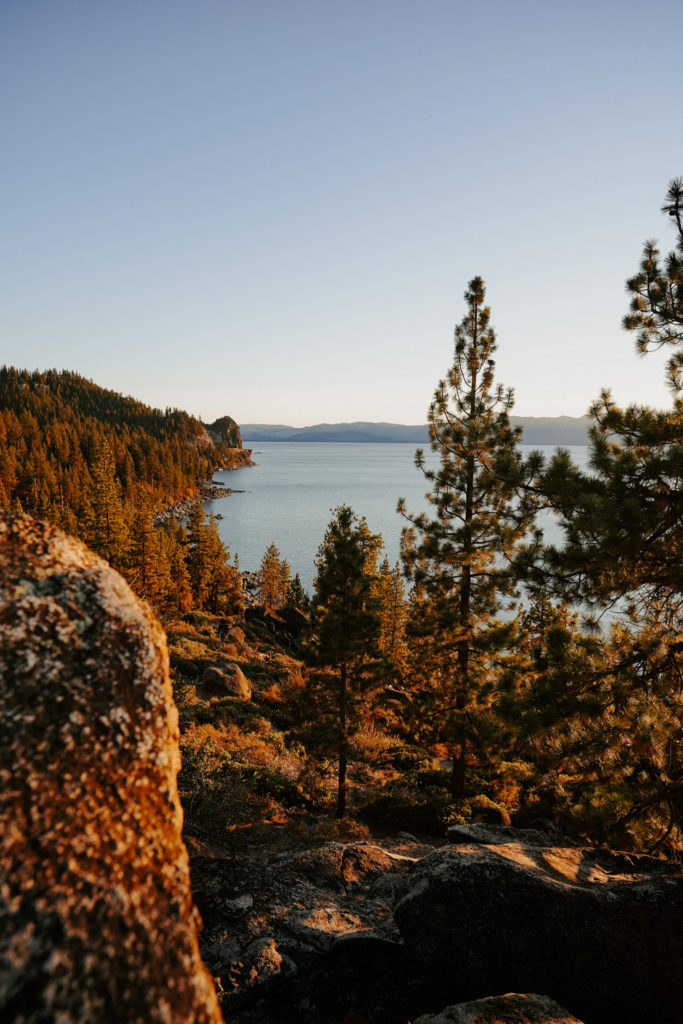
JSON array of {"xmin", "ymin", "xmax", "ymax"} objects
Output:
[
  {"xmin": 192, "ymin": 837, "xmax": 429, "ymax": 1020},
  {"xmin": 394, "ymin": 825, "xmax": 683, "ymax": 1024},
  {"xmin": 186, "ymin": 820, "xmax": 682, "ymax": 1024},
  {"xmin": 414, "ymin": 993, "xmax": 584, "ymax": 1024},
  {"xmin": 200, "ymin": 662, "xmax": 252, "ymax": 699},
  {"xmin": 205, "ymin": 415, "xmax": 244, "ymax": 449},
  {"xmin": 0, "ymin": 512, "xmax": 222, "ymax": 1023},
  {"xmin": 203, "ymin": 417, "xmax": 254, "ymax": 468}
]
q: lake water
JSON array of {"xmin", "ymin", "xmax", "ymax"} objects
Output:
[{"xmin": 206, "ymin": 442, "xmax": 590, "ymax": 594}]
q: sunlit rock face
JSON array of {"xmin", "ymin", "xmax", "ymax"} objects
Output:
[
  {"xmin": 394, "ymin": 825, "xmax": 683, "ymax": 1024},
  {"xmin": 0, "ymin": 512, "xmax": 222, "ymax": 1024}
]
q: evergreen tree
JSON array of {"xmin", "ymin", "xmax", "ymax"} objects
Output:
[
  {"xmin": 376, "ymin": 557, "xmax": 408, "ymax": 680},
  {"xmin": 162, "ymin": 521, "xmax": 194, "ymax": 615},
  {"xmin": 87, "ymin": 440, "xmax": 129, "ymax": 570},
  {"xmin": 0, "ymin": 367, "xmax": 241, "ymax": 608},
  {"xmin": 493, "ymin": 592, "xmax": 604, "ymax": 808},
  {"xmin": 280, "ymin": 558, "xmax": 292, "ymax": 606},
  {"xmin": 304, "ymin": 506, "xmax": 384, "ymax": 818},
  {"xmin": 399, "ymin": 277, "xmax": 538, "ymax": 798},
  {"xmin": 129, "ymin": 492, "xmax": 171, "ymax": 605},
  {"xmin": 623, "ymin": 176, "xmax": 683, "ymax": 389},
  {"xmin": 286, "ymin": 572, "xmax": 310, "ymax": 611},
  {"xmin": 186, "ymin": 501, "xmax": 210, "ymax": 605},
  {"xmin": 538, "ymin": 178, "xmax": 683, "ymax": 619},
  {"xmin": 186, "ymin": 502, "xmax": 241, "ymax": 613},
  {"xmin": 259, "ymin": 542, "xmax": 289, "ymax": 611},
  {"xmin": 534, "ymin": 178, "xmax": 683, "ymax": 852}
]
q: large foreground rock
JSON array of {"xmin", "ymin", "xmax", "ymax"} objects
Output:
[
  {"xmin": 394, "ymin": 825, "xmax": 683, "ymax": 1024},
  {"xmin": 0, "ymin": 512, "xmax": 222, "ymax": 1023}
]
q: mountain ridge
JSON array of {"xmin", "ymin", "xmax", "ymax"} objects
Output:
[{"xmin": 242, "ymin": 416, "xmax": 592, "ymax": 446}]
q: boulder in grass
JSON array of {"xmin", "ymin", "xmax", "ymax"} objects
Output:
[{"xmin": 200, "ymin": 661, "xmax": 252, "ymax": 699}]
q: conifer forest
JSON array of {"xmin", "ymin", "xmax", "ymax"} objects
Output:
[{"xmin": 2, "ymin": 178, "xmax": 682, "ymax": 860}]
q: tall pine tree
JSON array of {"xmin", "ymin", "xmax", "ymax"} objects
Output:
[
  {"xmin": 399, "ymin": 277, "xmax": 538, "ymax": 798},
  {"xmin": 535, "ymin": 179, "xmax": 683, "ymax": 852},
  {"xmin": 304, "ymin": 506, "xmax": 384, "ymax": 818}
]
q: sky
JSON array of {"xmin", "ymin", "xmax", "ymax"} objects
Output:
[{"xmin": 1, "ymin": 0, "xmax": 682, "ymax": 427}]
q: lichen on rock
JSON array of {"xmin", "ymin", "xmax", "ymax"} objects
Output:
[{"xmin": 0, "ymin": 511, "xmax": 222, "ymax": 1023}]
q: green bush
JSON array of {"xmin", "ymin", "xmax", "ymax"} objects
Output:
[
  {"xmin": 360, "ymin": 787, "xmax": 470, "ymax": 835},
  {"xmin": 181, "ymin": 696, "xmax": 266, "ymax": 729},
  {"xmin": 246, "ymin": 765, "xmax": 308, "ymax": 808},
  {"xmin": 469, "ymin": 793, "xmax": 511, "ymax": 825},
  {"xmin": 410, "ymin": 768, "xmax": 451, "ymax": 791},
  {"xmin": 388, "ymin": 747, "xmax": 433, "ymax": 772},
  {"xmin": 169, "ymin": 653, "xmax": 200, "ymax": 678},
  {"xmin": 185, "ymin": 611, "xmax": 217, "ymax": 629}
]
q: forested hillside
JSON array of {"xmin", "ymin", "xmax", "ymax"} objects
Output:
[{"xmin": 0, "ymin": 367, "xmax": 246, "ymax": 614}]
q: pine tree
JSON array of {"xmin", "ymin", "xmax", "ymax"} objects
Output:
[
  {"xmin": 376, "ymin": 557, "xmax": 408, "ymax": 680},
  {"xmin": 399, "ymin": 277, "xmax": 538, "ymax": 798},
  {"xmin": 162, "ymin": 521, "xmax": 194, "ymax": 615},
  {"xmin": 623, "ymin": 176, "xmax": 683, "ymax": 389},
  {"xmin": 493, "ymin": 592, "xmax": 603, "ymax": 807},
  {"xmin": 259, "ymin": 542, "xmax": 288, "ymax": 611},
  {"xmin": 280, "ymin": 558, "xmax": 292, "ymax": 607},
  {"xmin": 129, "ymin": 492, "xmax": 170, "ymax": 606},
  {"xmin": 87, "ymin": 440, "xmax": 129, "ymax": 570},
  {"xmin": 304, "ymin": 506, "xmax": 384, "ymax": 818},
  {"xmin": 534, "ymin": 179, "xmax": 683, "ymax": 852},
  {"xmin": 186, "ymin": 501, "xmax": 241, "ymax": 613},
  {"xmin": 287, "ymin": 572, "xmax": 309, "ymax": 610},
  {"xmin": 186, "ymin": 501, "xmax": 210, "ymax": 606}
]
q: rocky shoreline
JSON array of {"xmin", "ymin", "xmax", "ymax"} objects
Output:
[{"xmin": 153, "ymin": 483, "xmax": 244, "ymax": 526}]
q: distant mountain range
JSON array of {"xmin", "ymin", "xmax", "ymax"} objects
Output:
[{"xmin": 242, "ymin": 416, "xmax": 592, "ymax": 446}]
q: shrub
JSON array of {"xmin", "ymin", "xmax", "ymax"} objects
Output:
[
  {"xmin": 469, "ymin": 793, "xmax": 511, "ymax": 825},
  {"xmin": 358, "ymin": 786, "xmax": 471, "ymax": 835},
  {"xmin": 169, "ymin": 654, "xmax": 200, "ymax": 678},
  {"xmin": 246, "ymin": 766, "xmax": 308, "ymax": 808},
  {"xmin": 349, "ymin": 725, "xmax": 397, "ymax": 765},
  {"xmin": 389, "ymin": 747, "xmax": 433, "ymax": 772},
  {"xmin": 308, "ymin": 818, "xmax": 371, "ymax": 845}
]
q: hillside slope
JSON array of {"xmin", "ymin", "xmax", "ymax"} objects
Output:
[{"xmin": 0, "ymin": 366, "xmax": 249, "ymax": 513}]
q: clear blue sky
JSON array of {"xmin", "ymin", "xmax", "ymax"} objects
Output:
[{"xmin": 2, "ymin": 0, "xmax": 682, "ymax": 426}]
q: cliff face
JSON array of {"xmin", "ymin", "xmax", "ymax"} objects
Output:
[
  {"xmin": 0, "ymin": 512, "xmax": 222, "ymax": 1024},
  {"xmin": 205, "ymin": 415, "xmax": 244, "ymax": 448},
  {"xmin": 174, "ymin": 409, "xmax": 250, "ymax": 457}
]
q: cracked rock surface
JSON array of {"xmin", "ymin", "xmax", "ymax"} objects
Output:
[{"xmin": 191, "ymin": 835, "xmax": 427, "ymax": 1015}]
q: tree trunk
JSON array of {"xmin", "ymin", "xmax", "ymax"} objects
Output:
[
  {"xmin": 451, "ymin": 684, "xmax": 467, "ymax": 800},
  {"xmin": 451, "ymin": 739, "xmax": 467, "ymax": 800},
  {"xmin": 451, "ymin": 326, "xmax": 477, "ymax": 802},
  {"xmin": 336, "ymin": 661, "xmax": 348, "ymax": 819}
]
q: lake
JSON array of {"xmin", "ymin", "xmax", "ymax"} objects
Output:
[{"xmin": 206, "ymin": 442, "xmax": 590, "ymax": 594}]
